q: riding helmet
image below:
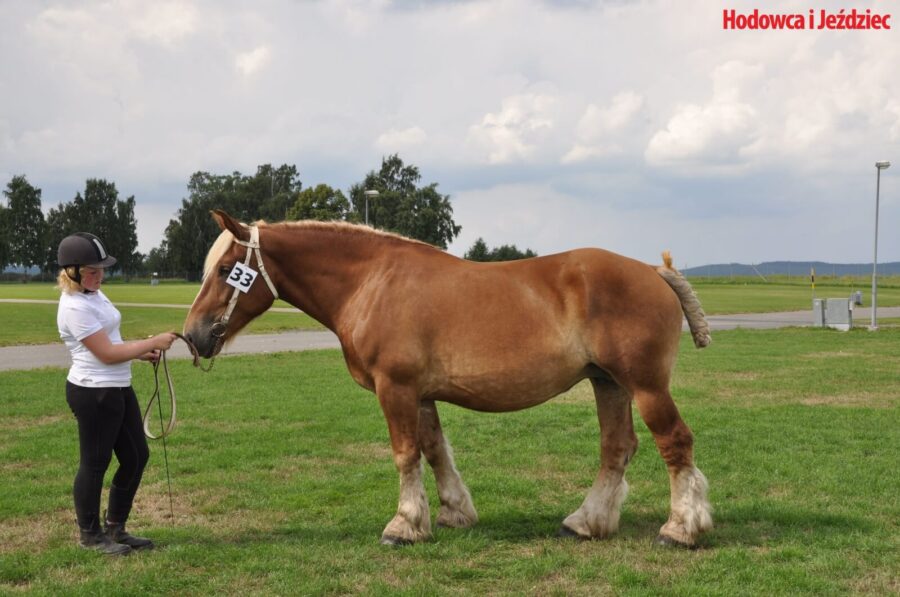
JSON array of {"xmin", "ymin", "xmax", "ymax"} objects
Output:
[{"xmin": 57, "ymin": 233, "xmax": 117, "ymax": 269}]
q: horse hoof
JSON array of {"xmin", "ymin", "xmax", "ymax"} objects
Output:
[
  {"xmin": 558, "ymin": 525, "xmax": 589, "ymax": 541},
  {"xmin": 380, "ymin": 534, "xmax": 414, "ymax": 547},
  {"xmin": 654, "ymin": 534, "xmax": 696, "ymax": 550}
]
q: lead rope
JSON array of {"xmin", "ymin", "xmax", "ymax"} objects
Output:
[
  {"xmin": 140, "ymin": 225, "xmax": 277, "ymax": 518},
  {"xmin": 141, "ymin": 332, "xmax": 212, "ymax": 520}
]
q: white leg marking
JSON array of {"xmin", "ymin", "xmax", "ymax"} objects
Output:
[
  {"xmin": 383, "ymin": 460, "xmax": 431, "ymax": 543},
  {"xmin": 432, "ymin": 438, "xmax": 478, "ymax": 528},
  {"xmin": 563, "ymin": 472, "xmax": 629, "ymax": 538},
  {"xmin": 659, "ymin": 466, "xmax": 713, "ymax": 545}
]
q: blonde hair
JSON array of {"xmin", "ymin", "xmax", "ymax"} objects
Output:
[{"xmin": 56, "ymin": 268, "xmax": 83, "ymax": 294}]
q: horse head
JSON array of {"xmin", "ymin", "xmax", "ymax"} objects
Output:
[{"xmin": 183, "ymin": 210, "xmax": 279, "ymax": 358}]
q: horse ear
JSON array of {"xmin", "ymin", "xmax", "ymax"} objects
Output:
[{"xmin": 211, "ymin": 210, "xmax": 250, "ymax": 241}]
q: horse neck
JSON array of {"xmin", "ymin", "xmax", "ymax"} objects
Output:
[{"xmin": 262, "ymin": 224, "xmax": 388, "ymax": 331}]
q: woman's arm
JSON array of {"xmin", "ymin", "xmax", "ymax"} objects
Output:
[{"xmin": 81, "ymin": 330, "xmax": 177, "ymax": 365}]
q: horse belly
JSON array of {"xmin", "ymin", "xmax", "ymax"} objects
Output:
[{"xmin": 426, "ymin": 343, "xmax": 588, "ymax": 412}]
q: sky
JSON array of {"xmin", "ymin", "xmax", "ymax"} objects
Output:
[{"xmin": 1, "ymin": 0, "xmax": 898, "ymax": 268}]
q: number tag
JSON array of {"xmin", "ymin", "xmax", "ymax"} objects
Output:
[{"xmin": 225, "ymin": 263, "xmax": 259, "ymax": 293}]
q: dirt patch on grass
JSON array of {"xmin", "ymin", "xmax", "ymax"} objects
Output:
[
  {"xmin": 131, "ymin": 483, "xmax": 288, "ymax": 536},
  {"xmin": 0, "ymin": 510, "xmax": 73, "ymax": 554},
  {"xmin": 131, "ymin": 481, "xmax": 207, "ymax": 526},
  {"xmin": 725, "ymin": 371, "xmax": 759, "ymax": 381},
  {"xmin": 0, "ymin": 461, "xmax": 35, "ymax": 473},
  {"xmin": 0, "ymin": 414, "xmax": 68, "ymax": 433},
  {"xmin": 847, "ymin": 566, "xmax": 900, "ymax": 595},
  {"xmin": 0, "ymin": 484, "xmax": 268, "ymax": 554},
  {"xmin": 268, "ymin": 454, "xmax": 349, "ymax": 481},
  {"xmin": 341, "ymin": 442, "xmax": 393, "ymax": 461},
  {"xmin": 800, "ymin": 393, "xmax": 895, "ymax": 408}
]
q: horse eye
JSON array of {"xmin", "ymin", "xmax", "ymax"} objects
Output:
[{"xmin": 218, "ymin": 265, "xmax": 231, "ymax": 276}]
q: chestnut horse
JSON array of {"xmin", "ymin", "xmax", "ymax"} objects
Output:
[{"xmin": 184, "ymin": 210, "xmax": 713, "ymax": 547}]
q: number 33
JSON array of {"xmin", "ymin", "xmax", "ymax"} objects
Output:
[{"xmin": 229, "ymin": 266, "xmax": 253, "ymax": 288}]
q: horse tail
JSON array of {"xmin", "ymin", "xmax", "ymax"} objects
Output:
[{"xmin": 656, "ymin": 251, "xmax": 711, "ymax": 349}]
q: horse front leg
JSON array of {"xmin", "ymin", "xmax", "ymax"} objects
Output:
[
  {"xmin": 418, "ymin": 401, "xmax": 478, "ymax": 529},
  {"xmin": 561, "ymin": 377, "xmax": 637, "ymax": 539},
  {"xmin": 376, "ymin": 381, "xmax": 432, "ymax": 546}
]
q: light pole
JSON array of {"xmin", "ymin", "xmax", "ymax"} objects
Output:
[
  {"xmin": 870, "ymin": 161, "xmax": 891, "ymax": 330},
  {"xmin": 364, "ymin": 189, "xmax": 379, "ymax": 226}
]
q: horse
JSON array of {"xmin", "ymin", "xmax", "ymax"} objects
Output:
[{"xmin": 183, "ymin": 209, "xmax": 713, "ymax": 547}]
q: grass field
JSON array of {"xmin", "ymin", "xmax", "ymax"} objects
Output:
[
  {"xmin": 0, "ymin": 280, "xmax": 324, "ymax": 347},
  {"xmin": 3, "ymin": 278, "xmax": 900, "ymax": 347},
  {"xmin": 1, "ymin": 327, "xmax": 898, "ymax": 595}
]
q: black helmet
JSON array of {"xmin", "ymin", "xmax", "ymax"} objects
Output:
[{"xmin": 57, "ymin": 233, "xmax": 117, "ymax": 268}]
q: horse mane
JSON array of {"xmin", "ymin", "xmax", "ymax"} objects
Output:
[
  {"xmin": 203, "ymin": 229, "xmax": 236, "ymax": 280},
  {"xmin": 271, "ymin": 219, "xmax": 438, "ymax": 250},
  {"xmin": 203, "ymin": 219, "xmax": 439, "ymax": 279}
]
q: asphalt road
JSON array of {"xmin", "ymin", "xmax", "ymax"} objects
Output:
[{"xmin": 2, "ymin": 305, "xmax": 898, "ymax": 372}]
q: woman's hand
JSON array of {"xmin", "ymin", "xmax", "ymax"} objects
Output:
[
  {"xmin": 149, "ymin": 332, "xmax": 178, "ymax": 352},
  {"xmin": 139, "ymin": 349, "xmax": 161, "ymax": 363}
]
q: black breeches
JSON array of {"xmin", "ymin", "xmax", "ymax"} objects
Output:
[{"xmin": 66, "ymin": 382, "xmax": 150, "ymax": 530}]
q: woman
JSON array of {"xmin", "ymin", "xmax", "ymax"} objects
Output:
[{"xmin": 56, "ymin": 232, "xmax": 177, "ymax": 556}]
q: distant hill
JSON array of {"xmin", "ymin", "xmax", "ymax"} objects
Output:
[{"xmin": 682, "ymin": 261, "xmax": 900, "ymax": 278}]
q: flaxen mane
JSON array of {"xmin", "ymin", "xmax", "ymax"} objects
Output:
[{"xmin": 277, "ymin": 219, "xmax": 437, "ymax": 249}]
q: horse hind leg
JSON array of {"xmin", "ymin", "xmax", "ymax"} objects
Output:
[
  {"xmin": 561, "ymin": 376, "xmax": 638, "ymax": 539},
  {"xmin": 633, "ymin": 386, "xmax": 712, "ymax": 547},
  {"xmin": 418, "ymin": 401, "xmax": 478, "ymax": 529}
]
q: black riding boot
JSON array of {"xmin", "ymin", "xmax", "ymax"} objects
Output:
[
  {"xmin": 105, "ymin": 521, "xmax": 154, "ymax": 551},
  {"xmin": 79, "ymin": 522, "xmax": 132, "ymax": 556}
]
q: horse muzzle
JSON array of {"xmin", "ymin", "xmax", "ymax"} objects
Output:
[{"xmin": 184, "ymin": 322, "xmax": 226, "ymax": 359}]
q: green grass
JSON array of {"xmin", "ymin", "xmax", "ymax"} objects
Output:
[
  {"xmin": 0, "ymin": 280, "xmax": 299, "ymax": 309},
  {"xmin": 0, "ymin": 303, "xmax": 324, "ymax": 347},
  {"xmin": 0, "ymin": 280, "xmax": 323, "ymax": 346},
  {"xmin": 689, "ymin": 280, "xmax": 900, "ymax": 314},
  {"xmin": 1, "ymin": 328, "xmax": 898, "ymax": 595}
]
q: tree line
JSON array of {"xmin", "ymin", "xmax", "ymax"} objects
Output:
[{"xmin": 1, "ymin": 155, "xmax": 536, "ymax": 280}]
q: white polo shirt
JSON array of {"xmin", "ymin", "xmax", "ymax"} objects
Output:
[{"xmin": 57, "ymin": 289, "xmax": 131, "ymax": 388}]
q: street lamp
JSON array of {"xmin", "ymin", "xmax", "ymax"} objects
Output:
[
  {"xmin": 364, "ymin": 189, "xmax": 379, "ymax": 226},
  {"xmin": 870, "ymin": 161, "xmax": 891, "ymax": 330}
]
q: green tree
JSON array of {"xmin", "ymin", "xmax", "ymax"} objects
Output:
[
  {"xmin": 164, "ymin": 164, "xmax": 303, "ymax": 279},
  {"xmin": 463, "ymin": 238, "xmax": 490, "ymax": 261},
  {"xmin": 113, "ymin": 196, "xmax": 141, "ymax": 275},
  {"xmin": 43, "ymin": 201, "xmax": 76, "ymax": 273},
  {"xmin": 40, "ymin": 179, "xmax": 141, "ymax": 275},
  {"xmin": 256, "ymin": 164, "xmax": 303, "ymax": 222},
  {"xmin": 349, "ymin": 154, "xmax": 461, "ymax": 249},
  {"xmin": 3, "ymin": 175, "xmax": 46, "ymax": 272},
  {"xmin": 143, "ymin": 242, "xmax": 174, "ymax": 276},
  {"xmin": 0, "ymin": 202, "xmax": 9, "ymax": 270},
  {"xmin": 464, "ymin": 238, "xmax": 537, "ymax": 262},
  {"xmin": 287, "ymin": 184, "xmax": 350, "ymax": 221}
]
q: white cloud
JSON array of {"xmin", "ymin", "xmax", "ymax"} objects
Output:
[
  {"xmin": 468, "ymin": 92, "xmax": 557, "ymax": 164},
  {"xmin": 645, "ymin": 61, "xmax": 762, "ymax": 172},
  {"xmin": 131, "ymin": 1, "xmax": 198, "ymax": 48},
  {"xmin": 375, "ymin": 126, "xmax": 427, "ymax": 152},
  {"xmin": 235, "ymin": 45, "xmax": 272, "ymax": 76},
  {"xmin": 3, "ymin": 0, "xmax": 899, "ymax": 264},
  {"xmin": 563, "ymin": 91, "xmax": 643, "ymax": 163}
]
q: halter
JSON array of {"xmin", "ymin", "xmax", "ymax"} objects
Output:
[{"xmin": 209, "ymin": 225, "xmax": 280, "ymax": 346}]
